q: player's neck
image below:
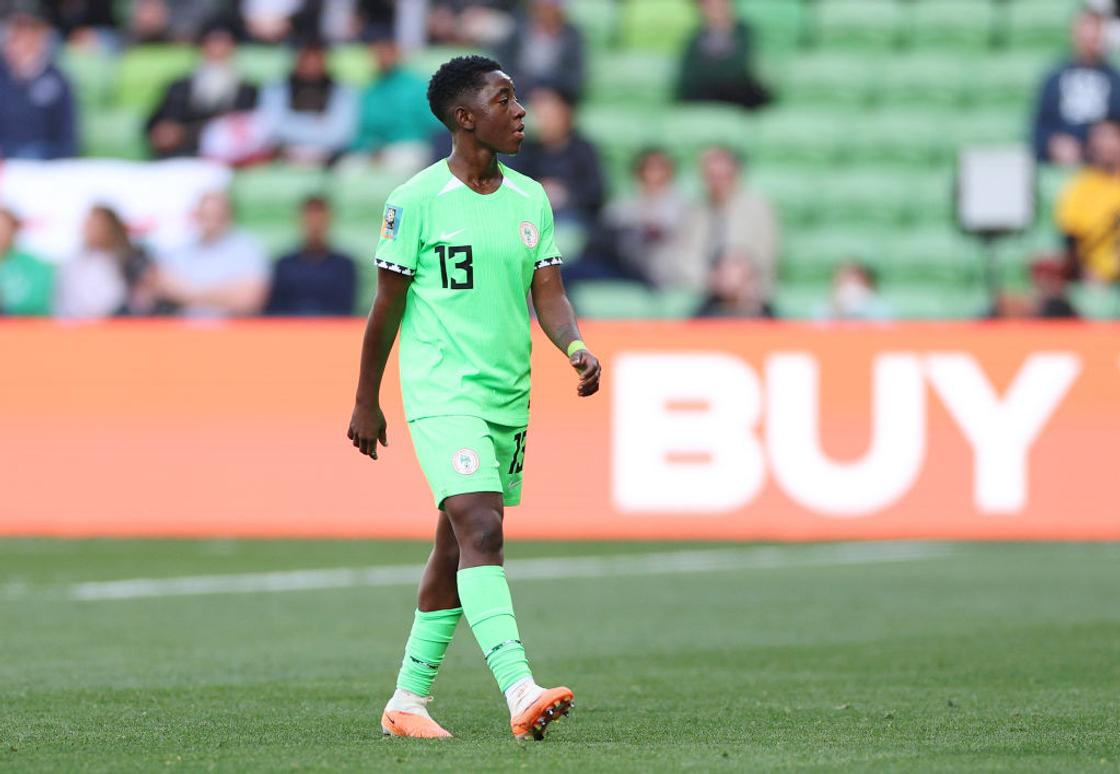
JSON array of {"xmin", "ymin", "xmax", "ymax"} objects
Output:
[{"xmin": 447, "ymin": 142, "xmax": 503, "ymax": 195}]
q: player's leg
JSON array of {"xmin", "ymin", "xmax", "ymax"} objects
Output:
[
  {"xmin": 381, "ymin": 510, "xmax": 462, "ymax": 739},
  {"xmin": 443, "ymin": 489, "xmax": 573, "ymax": 740}
]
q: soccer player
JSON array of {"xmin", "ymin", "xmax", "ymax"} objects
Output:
[{"xmin": 346, "ymin": 56, "xmax": 601, "ymax": 741}]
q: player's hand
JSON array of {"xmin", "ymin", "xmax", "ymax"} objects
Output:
[
  {"xmin": 348, "ymin": 403, "xmax": 388, "ymax": 460},
  {"xmin": 570, "ymin": 350, "xmax": 601, "ymax": 397}
]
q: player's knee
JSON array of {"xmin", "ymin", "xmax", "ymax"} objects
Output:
[{"xmin": 467, "ymin": 512, "xmax": 504, "ymax": 557}]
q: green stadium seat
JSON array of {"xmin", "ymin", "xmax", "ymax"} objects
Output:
[
  {"xmin": 908, "ymin": 0, "xmax": 995, "ymax": 51},
  {"xmin": 937, "ymin": 110, "xmax": 1024, "ymax": 160},
  {"xmin": 619, "ymin": 0, "xmax": 698, "ymax": 53},
  {"xmin": 230, "ymin": 165, "xmax": 329, "ymax": 222},
  {"xmin": 114, "ymin": 45, "xmax": 197, "ymax": 112},
  {"xmin": 586, "ymin": 51, "xmax": 676, "ymax": 105},
  {"xmin": 578, "ymin": 104, "xmax": 665, "ymax": 172},
  {"xmin": 749, "ymin": 164, "xmax": 824, "ymax": 228},
  {"xmin": 749, "ymin": 107, "xmax": 846, "ymax": 165},
  {"xmin": 236, "ymin": 45, "xmax": 292, "ymax": 85},
  {"xmin": 240, "ymin": 218, "xmax": 300, "ymax": 257},
  {"xmin": 875, "ymin": 227, "xmax": 984, "ymax": 283},
  {"xmin": 844, "ymin": 109, "xmax": 945, "ymax": 166},
  {"xmin": 1005, "ymin": 0, "xmax": 1079, "ymax": 52},
  {"xmin": 329, "ymin": 44, "xmax": 374, "ymax": 86},
  {"xmin": 813, "ymin": 166, "xmax": 917, "ymax": 226},
  {"xmin": 659, "ymin": 287, "xmax": 704, "ymax": 319},
  {"xmin": 660, "ymin": 104, "xmax": 753, "ymax": 160},
  {"xmin": 878, "ymin": 282, "xmax": 988, "ymax": 319},
  {"xmin": 1069, "ymin": 282, "xmax": 1120, "ymax": 319},
  {"xmin": 330, "ymin": 166, "xmax": 406, "ymax": 223},
  {"xmin": 772, "ymin": 282, "xmax": 828, "ymax": 319},
  {"xmin": 876, "ymin": 54, "xmax": 971, "ymax": 109},
  {"xmin": 781, "ymin": 51, "xmax": 878, "ymax": 108},
  {"xmin": 569, "ymin": 0, "xmax": 620, "ymax": 51},
  {"xmin": 783, "ymin": 228, "xmax": 882, "ymax": 283},
  {"xmin": 964, "ymin": 51, "xmax": 1043, "ymax": 110},
  {"xmin": 58, "ymin": 46, "xmax": 117, "ymax": 108},
  {"xmin": 905, "ymin": 168, "xmax": 956, "ymax": 225},
  {"xmin": 570, "ymin": 280, "xmax": 664, "ymax": 319},
  {"xmin": 1037, "ymin": 164, "xmax": 1074, "ymax": 220},
  {"xmin": 815, "ymin": 0, "xmax": 905, "ymax": 51},
  {"xmin": 737, "ymin": 0, "xmax": 807, "ymax": 56},
  {"xmin": 81, "ymin": 108, "xmax": 146, "ymax": 159},
  {"xmin": 404, "ymin": 45, "xmax": 482, "ymax": 80}
]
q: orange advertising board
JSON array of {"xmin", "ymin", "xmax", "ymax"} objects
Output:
[{"xmin": 1, "ymin": 320, "xmax": 1118, "ymax": 540}]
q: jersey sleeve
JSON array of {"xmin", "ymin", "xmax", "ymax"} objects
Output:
[
  {"xmin": 532, "ymin": 195, "xmax": 564, "ymax": 271},
  {"xmin": 373, "ymin": 188, "xmax": 422, "ymax": 276}
]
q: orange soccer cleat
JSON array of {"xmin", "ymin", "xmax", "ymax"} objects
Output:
[
  {"xmin": 380, "ymin": 708, "xmax": 453, "ymax": 739},
  {"xmin": 510, "ymin": 686, "xmax": 574, "ymax": 741}
]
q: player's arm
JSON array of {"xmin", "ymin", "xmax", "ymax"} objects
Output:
[
  {"xmin": 530, "ymin": 265, "xmax": 601, "ymax": 397},
  {"xmin": 347, "ymin": 268, "xmax": 411, "ymax": 459}
]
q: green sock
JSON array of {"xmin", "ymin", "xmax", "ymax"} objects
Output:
[
  {"xmin": 457, "ymin": 565, "xmax": 533, "ymax": 692},
  {"xmin": 395, "ymin": 607, "xmax": 462, "ymax": 697}
]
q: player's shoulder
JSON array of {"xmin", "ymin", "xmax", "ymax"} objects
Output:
[
  {"xmin": 386, "ymin": 160, "xmax": 452, "ymax": 204},
  {"xmin": 500, "ymin": 164, "xmax": 548, "ymax": 202}
]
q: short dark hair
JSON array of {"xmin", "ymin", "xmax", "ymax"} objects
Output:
[
  {"xmin": 302, "ymin": 195, "xmax": 329, "ymax": 211},
  {"xmin": 427, "ymin": 55, "xmax": 504, "ymax": 130}
]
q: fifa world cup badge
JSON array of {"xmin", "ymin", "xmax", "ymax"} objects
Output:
[{"xmin": 381, "ymin": 205, "xmax": 402, "ymax": 239}]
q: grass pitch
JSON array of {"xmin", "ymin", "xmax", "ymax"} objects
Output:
[{"xmin": 2, "ymin": 540, "xmax": 1118, "ymax": 772}]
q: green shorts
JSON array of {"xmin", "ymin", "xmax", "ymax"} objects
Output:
[{"xmin": 407, "ymin": 415, "xmax": 528, "ymax": 509}]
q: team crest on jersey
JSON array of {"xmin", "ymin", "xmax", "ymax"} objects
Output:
[
  {"xmin": 519, "ymin": 221, "xmax": 540, "ymax": 248},
  {"xmin": 381, "ymin": 205, "xmax": 402, "ymax": 239},
  {"xmin": 452, "ymin": 448, "xmax": 480, "ymax": 475}
]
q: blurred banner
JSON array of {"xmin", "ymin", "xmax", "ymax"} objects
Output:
[
  {"xmin": 1, "ymin": 320, "xmax": 1118, "ymax": 540},
  {"xmin": 0, "ymin": 160, "xmax": 230, "ymax": 262}
]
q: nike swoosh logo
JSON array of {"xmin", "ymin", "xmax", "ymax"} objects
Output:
[{"xmin": 438, "ymin": 228, "xmax": 465, "ymax": 241}]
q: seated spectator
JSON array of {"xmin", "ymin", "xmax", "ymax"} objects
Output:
[
  {"xmin": 694, "ymin": 250, "xmax": 773, "ymax": 319},
  {"xmin": 1030, "ymin": 255, "xmax": 1078, "ymax": 319},
  {"xmin": 677, "ymin": 0, "xmax": 771, "ymax": 110},
  {"xmin": 266, "ymin": 196, "xmax": 356, "ymax": 316},
  {"xmin": 816, "ymin": 262, "xmax": 892, "ymax": 322},
  {"xmin": 241, "ymin": 0, "xmax": 303, "ymax": 43},
  {"xmin": 128, "ymin": 0, "xmax": 225, "ymax": 44},
  {"xmin": 260, "ymin": 35, "xmax": 357, "ymax": 166},
  {"xmin": 492, "ymin": 0, "xmax": 584, "ymax": 102},
  {"xmin": 351, "ymin": 24, "xmax": 440, "ymax": 172},
  {"xmin": 676, "ymin": 146, "xmax": 780, "ymax": 296},
  {"xmin": 55, "ymin": 205, "xmax": 152, "ymax": 319},
  {"xmin": 0, "ymin": 6, "xmax": 76, "ymax": 159},
  {"xmin": 576, "ymin": 148, "xmax": 687, "ymax": 286},
  {"xmin": 507, "ymin": 83, "xmax": 604, "ymax": 231},
  {"xmin": 44, "ymin": 0, "xmax": 118, "ymax": 50},
  {"xmin": 1056, "ymin": 119, "xmax": 1120, "ymax": 283},
  {"xmin": 149, "ymin": 191, "xmax": 269, "ymax": 318},
  {"xmin": 429, "ymin": 0, "xmax": 516, "ymax": 46},
  {"xmin": 1033, "ymin": 9, "xmax": 1120, "ymax": 165},
  {"xmin": 145, "ymin": 18, "xmax": 258, "ymax": 158},
  {"xmin": 0, "ymin": 207, "xmax": 53, "ymax": 316}
]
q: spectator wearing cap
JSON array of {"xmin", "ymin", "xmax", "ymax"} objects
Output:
[
  {"xmin": 1033, "ymin": 9, "xmax": 1120, "ymax": 165},
  {"xmin": 259, "ymin": 35, "xmax": 357, "ymax": 166},
  {"xmin": 1056, "ymin": 119, "xmax": 1120, "ymax": 283},
  {"xmin": 351, "ymin": 24, "xmax": 440, "ymax": 172},
  {"xmin": 676, "ymin": 146, "xmax": 780, "ymax": 302},
  {"xmin": 506, "ymin": 83, "xmax": 604, "ymax": 233},
  {"xmin": 148, "ymin": 191, "xmax": 269, "ymax": 318},
  {"xmin": 677, "ymin": 0, "xmax": 772, "ymax": 110},
  {"xmin": 144, "ymin": 17, "xmax": 258, "ymax": 158},
  {"xmin": 0, "ymin": 207, "xmax": 53, "ymax": 316},
  {"xmin": 492, "ymin": 0, "xmax": 584, "ymax": 101},
  {"xmin": 266, "ymin": 196, "xmax": 356, "ymax": 316},
  {"xmin": 0, "ymin": 6, "xmax": 77, "ymax": 159}
]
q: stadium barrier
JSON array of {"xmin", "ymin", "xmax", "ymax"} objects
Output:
[{"xmin": 2, "ymin": 320, "xmax": 1117, "ymax": 540}]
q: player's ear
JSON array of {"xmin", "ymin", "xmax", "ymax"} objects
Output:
[{"xmin": 453, "ymin": 104, "xmax": 475, "ymax": 131}]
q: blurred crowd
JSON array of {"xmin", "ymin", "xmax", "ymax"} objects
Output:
[{"xmin": 0, "ymin": 0, "xmax": 1117, "ymax": 321}]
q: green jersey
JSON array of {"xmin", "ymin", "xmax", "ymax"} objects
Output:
[
  {"xmin": 0, "ymin": 249, "xmax": 54, "ymax": 316},
  {"xmin": 373, "ymin": 160, "xmax": 563, "ymax": 425}
]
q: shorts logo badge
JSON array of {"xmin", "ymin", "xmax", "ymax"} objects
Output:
[
  {"xmin": 452, "ymin": 448, "xmax": 480, "ymax": 475},
  {"xmin": 519, "ymin": 221, "xmax": 539, "ymax": 248},
  {"xmin": 381, "ymin": 205, "xmax": 402, "ymax": 239}
]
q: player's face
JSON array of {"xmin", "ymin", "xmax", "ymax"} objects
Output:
[{"xmin": 469, "ymin": 71, "xmax": 527, "ymax": 155}]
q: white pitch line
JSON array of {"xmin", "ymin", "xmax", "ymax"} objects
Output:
[{"xmin": 66, "ymin": 542, "xmax": 952, "ymax": 602}]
